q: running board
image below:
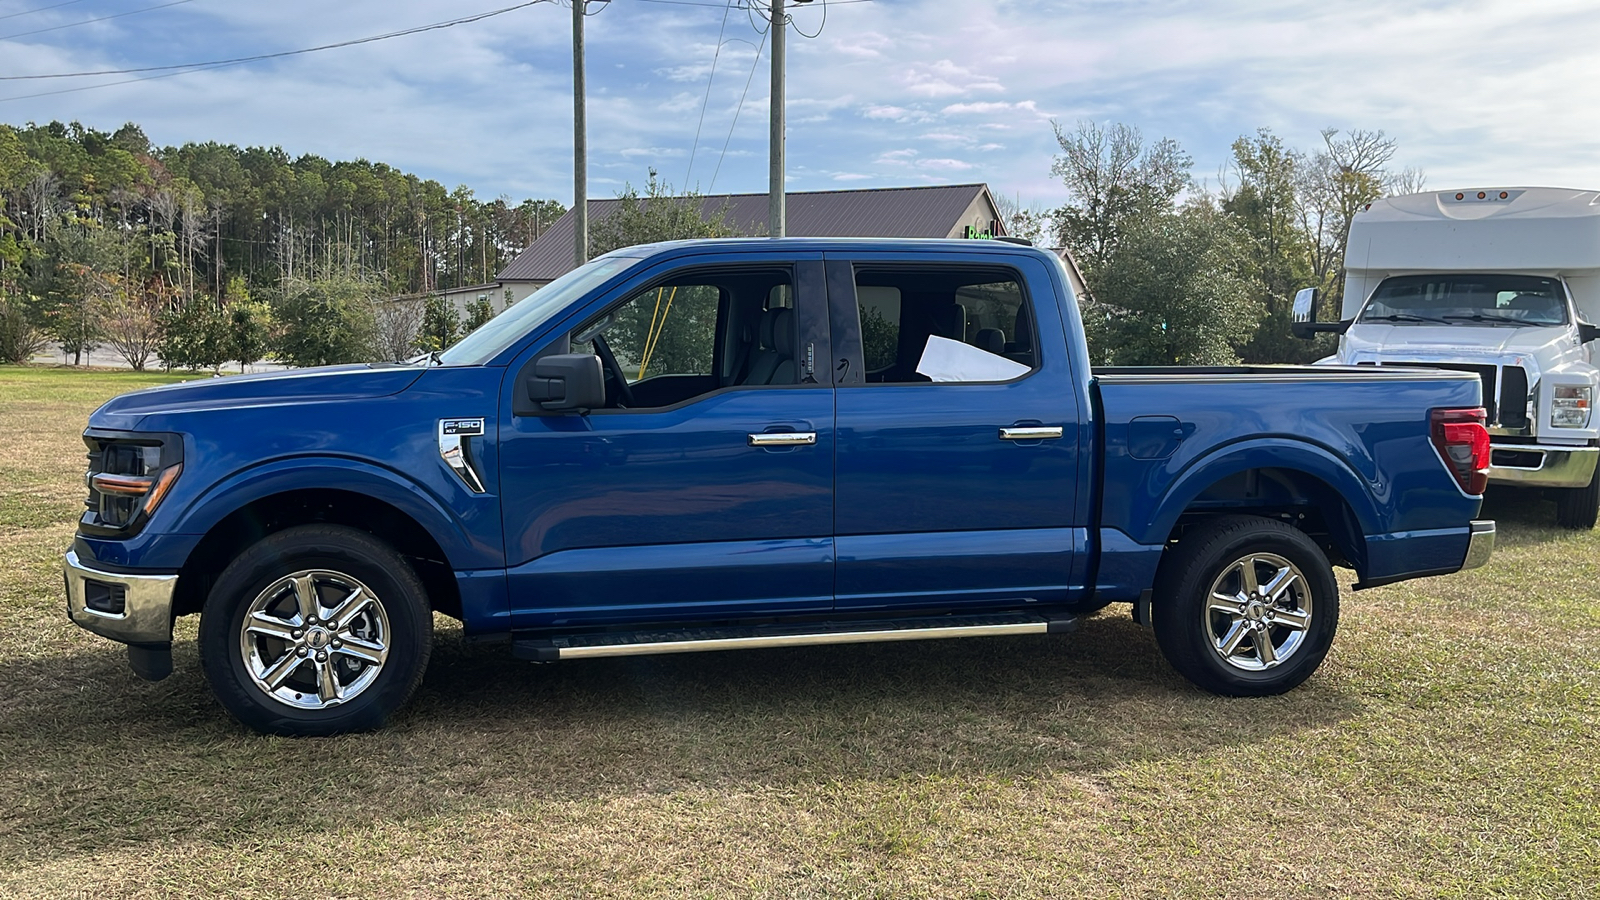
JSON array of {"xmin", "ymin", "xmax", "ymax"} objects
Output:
[{"xmin": 512, "ymin": 613, "xmax": 1077, "ymax": 662}]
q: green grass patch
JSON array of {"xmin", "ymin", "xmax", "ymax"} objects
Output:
[{"xmin": 0, "ymin": 368, "xmax": 1595, "ymax": 898}]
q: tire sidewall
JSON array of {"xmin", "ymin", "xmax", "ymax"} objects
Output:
[
  {"xmin": 199, "ymin": 526, "xmax": 431, "ymax": 735},
  {"xmin": 1154, "ymin": 518, "xmax": 1340, "ymax": 696}
]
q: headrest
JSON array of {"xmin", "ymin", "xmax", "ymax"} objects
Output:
[
  {"xmin": 758, "ymin": 308, "xmax": 779, "ymax": 349},
  {"xmin": 974, "ymin": 328, "xmax": 1005, "ymax": 355},
  {"xmin": 771, "ymin": 308, "xmax": 797, "ymax": 357},
  {"xmin": 935, "ymin": 304, "xmax": 966, "ymax": 340},
  {"xmin": 1013, "ymin": 305, "xmax": 1033, "ymax": 350}
]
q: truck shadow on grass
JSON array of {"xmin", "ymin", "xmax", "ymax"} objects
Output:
[
  {"xmin": 1478, "ymin": 487, "xmax": 1586, "ymax": 545},
  {"xmin": 0, "ymin": 611, "xmax": 1363, "ymax": 863}
]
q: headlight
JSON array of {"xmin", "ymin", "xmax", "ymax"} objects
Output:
[
  {"xmin": 83, "ymin": 432, "xmax": 183, "ymax": 532},
  {"xmin": 1551, "ymin": 385, "xmax": 1592, "ymax": 429}
]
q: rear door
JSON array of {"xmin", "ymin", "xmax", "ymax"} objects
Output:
[{"xmin": 826, "ymin": 251, "xmax": 1086, "ymax": 611}]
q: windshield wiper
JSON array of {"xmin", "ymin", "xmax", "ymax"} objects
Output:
[
  {"xmin": 1362, "ymin": 313, "xmax": 1452, "ymax": 325},
  {"xmin": 1441, "ymin": 313, "xmax": 1541, "ymax": 326}
]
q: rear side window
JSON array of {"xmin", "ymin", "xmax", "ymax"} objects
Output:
[{"xmin": 853, "ymin": 268, "xmax": 1037, "ymax": 383}]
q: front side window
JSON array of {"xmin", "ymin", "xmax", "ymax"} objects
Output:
[
  {"xmin": 572, "ymin": 268, "xmax": 797, "ymax": 409},
  {"xmin": 853, "ymin": 268, "xmax": 1036, "ymax": 383},
  {"xmin": 1360, "ymin": 274, "xmax": 1568, "ymax": 326}
]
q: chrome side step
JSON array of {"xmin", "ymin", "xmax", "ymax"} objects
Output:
[{"xmin": 512, "ymin": 613, "xmax": 1077, "ymax": 662}]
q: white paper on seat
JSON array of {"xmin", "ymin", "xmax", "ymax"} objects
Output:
[{"xmin": 914, "ymin": 334, "xmax": 1031, "ymax": 383}]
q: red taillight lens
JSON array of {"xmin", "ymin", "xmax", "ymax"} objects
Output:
[{"xmin": 1431, "ymin": 407, "xmax": 1490, "ymax": 495}]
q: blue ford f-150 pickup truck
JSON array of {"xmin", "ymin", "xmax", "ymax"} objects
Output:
[{"xmin": 64, "ymin": 238, "xmax": 1496, "ymax": 735}]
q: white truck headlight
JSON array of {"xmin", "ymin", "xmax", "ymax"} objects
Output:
[{"xmin": 1551, "ymin": 385, "xmax": 1592, "ymax": 428}]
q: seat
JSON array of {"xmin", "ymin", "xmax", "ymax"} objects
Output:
[
  {"xmin": 934, "ymin": 303, "xmax": 967, "ymax": 341},
  {"xmin": 741, "ymin": 308, "xmax": 796, "ymax": 385},
  {"xmin": 1004, "ymin": 306, "xmax": 1034, "ymax": 364},
  {"xmin": 974, "ymin": 328, "xmax": 1006, "ymax": 356}
]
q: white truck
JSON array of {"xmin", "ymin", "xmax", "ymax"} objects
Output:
[{"xmin": 1294, "ymin": 187, "xmax": 1600, "ymax": 528}]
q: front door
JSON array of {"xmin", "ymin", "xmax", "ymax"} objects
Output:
[
  {"xmin": 499, "ymin": 257, "xmax": 835, "ymax": 629},
  {"xmin": 826, "ymin": 253, "xmax": 1085, "ymax": 611}
]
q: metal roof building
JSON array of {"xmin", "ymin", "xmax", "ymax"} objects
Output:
[{"xmin": 496, "ymin": 183, "xmax": 1008, "ymax": 296}]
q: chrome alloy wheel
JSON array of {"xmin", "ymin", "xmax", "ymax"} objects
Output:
[
  {"xmin": 239, "ymin": 569, "xmax": 391, "ymax": 709},
  {"xmin": 1205, "ymin": 552, "xmax": 1314, "ymax": 671}
]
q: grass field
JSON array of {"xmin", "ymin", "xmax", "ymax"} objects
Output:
[{"xmin": 0, "ymin": 365, "xmax": 1596, "ymax": 898}]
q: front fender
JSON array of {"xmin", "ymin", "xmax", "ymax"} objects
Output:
[{"xmin": 170, "ymin": 456, "xmax": 497, "ymax": 570}]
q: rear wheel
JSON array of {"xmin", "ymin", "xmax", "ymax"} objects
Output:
[
  {"xmin": 199, "ymin": 525, "xmax": 432, "ymax": 735},
  {"xmin": 1554, "ymin": 463, "xmax": 1600, "ymax": 529},
  {"xmin": 1152, "ymin": 516, "xmax": 1339, "ymax": 696}
]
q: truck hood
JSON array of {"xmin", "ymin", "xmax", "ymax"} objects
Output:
[
  {"xmin": 90, "ymin": 364, "xmax": 427, "ymax": 427},
  {"xmin": 1341, "ymin": 323, "xmax": 1570, "ymax": 366}
]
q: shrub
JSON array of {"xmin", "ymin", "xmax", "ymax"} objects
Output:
[
  {"xmin": 0, "ymin": 298, "xmax": 47, "ymax": 365},
  {"xmin": 272, "ymin": 279, "xmax": 377, "ymax": 367}
]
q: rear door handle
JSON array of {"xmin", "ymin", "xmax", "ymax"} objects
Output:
[
  {"xmin": 748, "ymin": 432, "xmax": 817, "ymax": 447},
  {"xmin": 999, "ymin": 426, "xmax": 1064, "ymax": 441}
]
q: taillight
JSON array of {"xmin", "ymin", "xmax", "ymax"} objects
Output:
[{"xmin": 1430, "ymin": 407, "xmax": 1490, "ymax": 495}]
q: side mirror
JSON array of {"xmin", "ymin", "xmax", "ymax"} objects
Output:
[
  {"xmin": 526, "ymin": 353, "xmax": 605, "ymax": 412},
  {"xmin": 1580, "ymin": 322, "xmax": 1600, "ymax": 344},
  {"xmin": 1290, "ymin": 287, "xmax": 1320, "ymax": 340}
]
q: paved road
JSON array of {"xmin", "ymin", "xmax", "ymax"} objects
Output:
[{"xmin": 30, "ymin": 344, "xmax": 287, "ymax": 373}]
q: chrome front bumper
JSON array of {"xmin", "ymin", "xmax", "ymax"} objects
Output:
[
  {"xmin": 1489, "ymin": 444, "xmax": 1598, "ymax": 489},
  {"xmin": 1460, "ymin": 520, "xmax": 1496, "ymax": 572},
  {"xmin": 64, "ymin": 549, "xmax": 178, "ymax": 645}
]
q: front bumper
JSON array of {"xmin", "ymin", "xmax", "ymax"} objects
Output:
[
  {"xmin": 1460, "ymin": 520, "xmax": 1495, "ymax": 572},
  {"xmin": 64, "ymin": 549, "xmax": 178, "ymax": 645},
  {"xmin": 1489, "ymin": 444, "xmax": 1598, "ymax": 488}
]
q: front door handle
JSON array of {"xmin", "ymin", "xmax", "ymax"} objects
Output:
[
  {"xmin": 999, "ymin": 426, "xmax": 1064, "ymax": 441},
  {"xmin": 748, "ymin": 431, "xmax": 817, "ymax": 447}
]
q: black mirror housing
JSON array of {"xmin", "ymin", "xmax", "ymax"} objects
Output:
[
  {"xmin": 1579, "ymin": 322, "xmax": 1600, "ymax": 344},
  {"xmin": 527, "ymin": 353, "xmax": 606, "ymax": 412},
  {"xmin": 1291, "ymin": 320, "xmax": 1353, "ymax": 340}
]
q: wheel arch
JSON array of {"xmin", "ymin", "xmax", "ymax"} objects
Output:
[
  {"xmin": 170, "ymin": 461, "xmax": 478, "ymax": 620},
  {"xmin": 1151, "ymin": 441, "xmax": 1379, "ymax": 576}
]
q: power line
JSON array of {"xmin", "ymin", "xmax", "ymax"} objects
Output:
[
  {"xmin": 0, "ymin": 0, "xmax": 196, "ymax": 42},
  {"xmin": 0, "ymin": 0, "xmax": 92, "ymax": 24},
  {"xmin": 0, "ymin": 0, "xmax": 555, "ymax": 83},
  {"xmin": 682, "ymin": 0, "xmax": 734, "ymax": 188},
  {"xmin": 708, "ymin": 25, "xmax": 765, "ymax": 192}
]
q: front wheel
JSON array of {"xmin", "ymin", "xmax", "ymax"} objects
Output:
[
  {"xmin": 1554, "ymin": 462, "xmax": 1600, "ymax": 529},
  {"xmin": 1151, "ymin": 516, "xmax": 1340, "ymax": 696},
  {"xmin": 199, "ymin": 525, "xmax": 433, "ymax": 736}
]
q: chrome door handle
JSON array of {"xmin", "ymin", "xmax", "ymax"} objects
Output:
[
  {"xmin": 748, "ymin": 432, "xmax": 817, "ymax": 447},
  {"xmin": 999, "ymin": 426, "xmax": 1064, "ymax": 441}
]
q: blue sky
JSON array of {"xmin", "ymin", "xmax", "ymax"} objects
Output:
[{"xmin": 3, "ymin": 0, "xmax": 1598, "ymax": 210}]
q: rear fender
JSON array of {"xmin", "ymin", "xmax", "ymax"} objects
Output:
[{"xmin": 1146, "ymin": 438, "xmax": 1381, "ymax": 567}]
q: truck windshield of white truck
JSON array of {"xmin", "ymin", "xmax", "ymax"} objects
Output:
[{"xmin": 1358, "ymin": 274, "xmax": 1568, "ymax": 327}]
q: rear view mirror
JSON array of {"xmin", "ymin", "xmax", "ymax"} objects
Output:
[
  {"xmin": 1580, "ymin": 321, "xmax": 1600, "ymax": 344},
  {"xmin": 1290, "ymin": 287, "xmax": 1351, "ymax": 339},
  {"xmin": 526, "ymin": 353, "xmax": 606, "ymax": 412}
]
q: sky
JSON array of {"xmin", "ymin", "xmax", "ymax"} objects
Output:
[{"xmin": 2, "ymin": 0, "xmax": 1598, "ymax": 211}]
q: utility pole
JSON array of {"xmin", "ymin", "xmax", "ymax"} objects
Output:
[
  {"xmin": 768, "ymin": 0, "xmax": 786, "ymax": 237},
  {"xmin": 573, "ymin": 0, "xmax": 588, "ymax": 265}
]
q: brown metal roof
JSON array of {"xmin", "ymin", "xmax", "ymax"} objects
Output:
[{"xmin": 499, "ymin": 183, "xmax": 995, "ymax": 283}]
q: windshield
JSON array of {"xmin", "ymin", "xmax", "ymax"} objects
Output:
[
  {"xmin": 438, "ymin": 254, "xmax": 644, "ymax": 365},
  {"xmin": 1359, "ymin": 274, "xmax": 1568, "ymax": 327}
]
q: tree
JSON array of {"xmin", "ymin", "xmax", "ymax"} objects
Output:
[
  {"xmin": 590, "ymin": 170, "xmax": 736, "ymax": 257},
  {"xmin": 0, "ymin": 296, "xmax": 46, "ymax": 364},
  {"xmin": 1222, "ymin": 129, "xmax": 1322, "ymax": 364},
  {"xmin": 1049, "ymin": 120, "xmax": 1190, "ymax": 275},
  {"xmin": 374, "ymin": 298, "xmax": 424, "ymax": 361},
  {"xmin": 96, "ymin": 277, "xmax": 168, "ymax": 370},
  {"xmin": 419, "ymin": 295, "xmax": 459, "ymax": 352},
  {"xmin": 226, "ymin": 297, "xmax": 273, "ymax": 372},
  {"xmin": 464, "ymin": 297, "xmax": 494, "ymax": 333},
  {"xmin": 272, "ymin": 276, "xmax": 377, "ymax": 367},
  {"xmin": 158, "ymin": 300, "xmax": 228, "ymax": 372},
  {"xmin": 1088, "ymin": 200, "xmax": 1261, "ymax": 366}
]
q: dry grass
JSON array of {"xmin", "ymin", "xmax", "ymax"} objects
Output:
[{"xmin": 0, "ymin": 365, "xmax": 1595, "ymax": 899}]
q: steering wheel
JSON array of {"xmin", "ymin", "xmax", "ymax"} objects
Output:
[{"xmin": 592, "ymin": 334, "xmax": 637, "ymax": 408}]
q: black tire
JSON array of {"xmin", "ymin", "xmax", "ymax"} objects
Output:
[
  {"xmin": 1554, "ymin": 463, "xmax": 1600, "ymax": 529},
  {"xmin": 199, "ymin": 525, "xmax": 432, "ymax": 736},
  {"xmin": 1151, "ymin": 515, "xmax": 1339, "ymax": 697}
]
